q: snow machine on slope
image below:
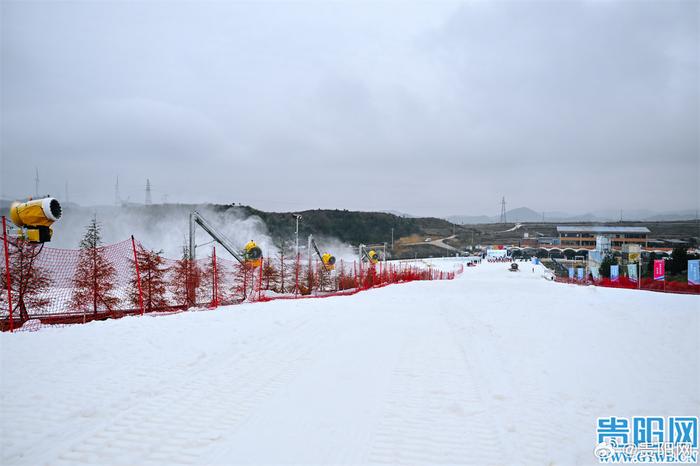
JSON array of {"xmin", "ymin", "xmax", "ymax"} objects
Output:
[
  {"xmin": 8, "ymin": 197, "xmax": 62, "ymax": 243},
  {"xmin": 509, "ymin": 263, "xmax": 519, "ymax": 272},
  {"xmin": 359, "ymin": 244, "xmax": 386, "ymax": 265},
  {"xmin": 189, "ymin": 211, "xmax": 263, "ymax": 268},
  {"xmin": 367, "ymin": 250, "xmax": 380, "ymax": 264},
  {"xmin": 243, "ymin": 240, "xmax": 263, "ymax": 268},
  {"xmin": 308, "ymin": 235, "xmax": 336, "ymax": 271}
]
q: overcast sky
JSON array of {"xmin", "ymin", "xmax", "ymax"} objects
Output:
[{"xmin": 1, "ymin": 0, "xmax": 698, "ymax": 217}]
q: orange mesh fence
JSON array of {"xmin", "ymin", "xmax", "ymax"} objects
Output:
[
  {"xmin": 1, "ymin": 234, "xmax": 463, "ymax": 331},
  {"xmin": 554, "ymin": 276, "xmax": 700, "ymax": 294}
]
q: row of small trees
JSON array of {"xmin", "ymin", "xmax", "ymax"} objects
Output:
[{"xmin": 2, "ymin": 217, "xmax": 345, "ymax": 321}]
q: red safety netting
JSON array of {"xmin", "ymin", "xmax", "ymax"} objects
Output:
[
  {"xmin": 1, "ymin": 234, "xmax": 463, "ymax": 332},
  {"xmin": 0, "ymin": 236, "xmax": 137, "ymax": 327},
  {"xmin": 554, "ymin": 276, "xmax": 700, "ymax": 294}
]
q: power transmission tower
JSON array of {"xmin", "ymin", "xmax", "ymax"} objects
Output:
[
  {"xmin": 499, "ymin": 197, "xmax": 507, "ymax": 224},
  {"xmin": 34, "ymin": 167, "xmax": 40, "ymax": 198},
  {"xmin": 115, "ymin": 176, "xmax": 121, "ymax": 206},
  {"xmin": 145, "ymin": 179, "xmax": 152, "ymax": 205}
]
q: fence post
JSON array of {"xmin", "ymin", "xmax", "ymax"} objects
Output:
[
  {"xmin": 212, "ymin": 246, "xmax": 218, "ymax": 308},
  {"xmin": 294, "ymin": 253, "xmax": 300, "ymax": 296},
  {"xmin": 242, "ymin": 264, "xmax": 248, "ymax": 301},
  {"xmin": 131, "ymin": 236, "xmax": 145, "ymax": 315},
  {"xmin": 280, "ymin": 252, "xmax": 285, "ymax": 293},
  {"xmin": 258, "ymin": 258, "xmax": 263, "ymax": 301},
  {"xmin": 2, "ymin": 216, "xmax": 13, "ymax": 332}
]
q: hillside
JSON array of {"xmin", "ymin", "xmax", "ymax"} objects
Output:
[{"xmin": 231, "ymin": 205, "xmax": 457, "ymax": 245}]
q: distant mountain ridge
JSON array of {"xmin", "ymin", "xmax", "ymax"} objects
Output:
[{"xmin": 447, "ymin": 207, "xmax": 699, "ymax": 224}]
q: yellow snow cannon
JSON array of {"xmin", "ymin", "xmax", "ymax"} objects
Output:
[
  {"xmin": 243, "ymin": 240, "xmax": 263, "ymax": 268},
  {"xmin": 368, "ymin": 249, "xmax": 379, "ymax": 264},
  {"xmin": 321, "ymin": 253, "xmax": 336, "ymax": 271},
  {"xmin": 8, "ymin": 197, "xmax": 62, "ymax": 243}
]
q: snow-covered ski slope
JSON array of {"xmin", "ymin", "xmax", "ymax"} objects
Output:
[{"xmin": 1, "ymin": 259, "xmax": 698, "ymax": 465}]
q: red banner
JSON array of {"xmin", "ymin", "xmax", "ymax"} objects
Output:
[{"xmin": 653, "ymin": 259, "xmax": 665, "ymax": 281}]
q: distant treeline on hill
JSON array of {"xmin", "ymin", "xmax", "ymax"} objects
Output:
[{"xmin": 225, "ymin": 205, "xmax": 456, "ymax": 245}]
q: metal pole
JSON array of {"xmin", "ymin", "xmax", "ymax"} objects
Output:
[
  {"xmin": 2, "ymin": 217, "xmax": 14, "ymax": 332},
  {"xmin": 131, "ymin": 235, "xmax": 145, "ymax": 315},
  {"xmin": 189, "ymin": 212, "xmax": 196, "ymax": 261},
  {"xmin": 258, "ymin": 257, "xmax": 263, "ymax": 301},
  {"xmin": 294, "ymin": 214, "xmax": 301, "ymax": 259},
  {"xmin": 212, "ymin": 246, "xmax": 218, "ymax": 307},
  {"xmin": 391, "ymin": 228, "xmax": 394, "ymax": 250},
  {"xmin": 308, "ymin": 234, "xmax": 313, "ymax": 293}
]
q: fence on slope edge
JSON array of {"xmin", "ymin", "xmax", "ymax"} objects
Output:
[{"xmin": 1, "ymin": 233, "xmax": 463, "ymax": 332}]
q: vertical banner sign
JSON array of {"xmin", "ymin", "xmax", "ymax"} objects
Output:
[
  {"xmin": 688, "ymin": 259, "xmax": 700, "ymax": 286},
  {"xmin": 590, "ymin": 266, "xmax": 600, "ymax": 280},
  {"xmin": 628, "ymin": 264, "xmax": 638, "ymax": 282},
  {"xmin": 610, "ymin": 265, "xmax": 619, "ymax": 282},
  {"xmin": 577, "ymin": 267, "xmax": 584, "ymax": 281},
  {"xmin": 653, "ymin": 259, "xmax": 665, "ymax": 281},
  {"xmin": 568, "ymin": 267, "xmax": 574, "ymax": 279}
]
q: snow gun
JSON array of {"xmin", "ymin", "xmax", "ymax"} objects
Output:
[
  {"xmin": 308, "ymin": 235, "xmax": 336, "ymax": 271},
  {"xmin": 8, "ymin": 197, "xmax": 62, "ymax": 243},
  {"xmin": 367, "ymin": 250, "xmax": 380, "ymax": 264},
  {"xmin": 189, "ymin": 211, "xmax": 263, "ymax": 268},
  {"xmin": 243, "ymin": 240, "xmax": 263, "ymax": 268},
  {"xmin": 359, "ymin": 244, "xmax": 381, "ymax": 265}
]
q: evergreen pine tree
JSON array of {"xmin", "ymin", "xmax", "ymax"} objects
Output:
[
  {"xmin": 170, "ymin": 244, "xmax": 200, "ymax": 308},
  {"xmin": 130, "ymin": 244, "xmax": 168, "ymax": 312},
  {"xmin": 1, "ymin": 237, "xmax": 53, "ymax": 321},
  {"xmin": 71, "ymin": 216, "xmax": 118, "ymax": 315},
  {"xmin": 669, "ymin": 246, "xmax": 688, "ymax": 275},
  {"xmin": 599, "ymin": 254, "xmax": 615, "ymax": 279}
]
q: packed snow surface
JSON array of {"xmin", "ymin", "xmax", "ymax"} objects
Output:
[{"xmin": 1, "ymin": 259, "xmax": 698, "ymax": 465}]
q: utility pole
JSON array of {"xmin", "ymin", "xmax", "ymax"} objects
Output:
[{"xmin": 391, "ymin": 227, "xmax": 394, "ymax": 250}]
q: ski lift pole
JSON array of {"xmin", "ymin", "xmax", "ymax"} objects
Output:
[{"xmin": 2, "ymin": 216, "xmax": 14, "ymax": 332}]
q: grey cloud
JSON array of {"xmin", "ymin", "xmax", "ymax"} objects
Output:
[{"xmin": 1, "ymin": 1, "xmax": 697, "ymax": 216}]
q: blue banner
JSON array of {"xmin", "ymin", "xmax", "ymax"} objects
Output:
[
  {"xmin": 577, "ymin": 267, "xmax": 584, "ymax": 281},
  {"xmin": 590, "ymin": 266, "xmax": 600, "ymax": 280},
  {"xmin": 628, "ymin": 264, "xmax": 638, "ymax": 283},
  {"xmin": 689, "ymin": 259, "xmax": 700, "ymax": 286},
  {"xmin": 568, "ymin": 267, "xmax": 574, "ymax": 279},
  {"xmin": 610, "ymin": 265, "xmax": 619, "ymax": 282}
]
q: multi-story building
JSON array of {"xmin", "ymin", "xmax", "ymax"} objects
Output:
[{"xmin": 557, "ymin": 226, "xmax": 650, "ymax": 248}]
